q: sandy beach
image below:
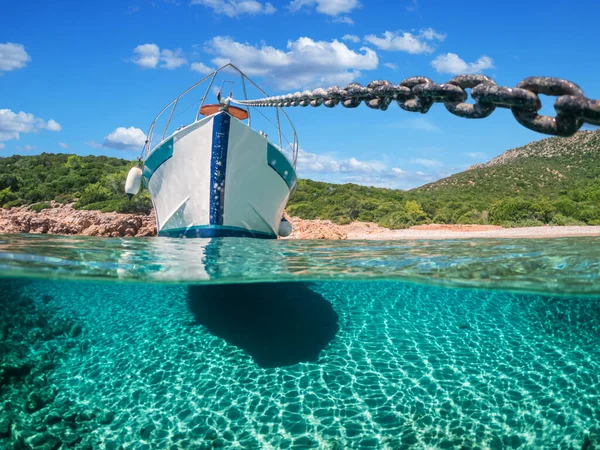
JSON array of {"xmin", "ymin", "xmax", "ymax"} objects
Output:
[{"xmin": 284, "ymin": 217, "xmax": 600, "ymax": 240}]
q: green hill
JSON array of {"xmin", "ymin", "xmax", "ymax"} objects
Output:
[
  {"xmin": 288, "ymin": 130, "xmax": 600, "ymax": 228},
  {"xmin": 1, "ymin": 129, "xmax": 599, "ymax": 228},
  {"xmin": 416, "ymin": 130, "xmax": 600, "ymax": 200}
]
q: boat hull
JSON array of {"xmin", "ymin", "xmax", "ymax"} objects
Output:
[{"xmin": 143, "ymin": 111, "xmax": 296, "ymax": 239}]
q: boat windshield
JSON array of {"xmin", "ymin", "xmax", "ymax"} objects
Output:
[{"xmin": 144, "ymin": 63, "xmax": 298, "ymax": 168}]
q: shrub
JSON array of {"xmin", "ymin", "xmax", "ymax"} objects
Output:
[
  {"xmin": 553, "ymin": 199, "xmax": 579, "ymax": 219},
  {"xmin": 457, "ymin": 209, "xmax": 487, "ymax": 225},
  {"xmin": 30, "ymin": 202, "xmax": 51, "ymax": 212},
  {"xmin": 24, "ymin": 188, "xmax": 49, "ymax": 203},
  {"xmin": 76, "ymin": 182, "xmax": 112, "ymax": 207},
  {"xmin": 65, "ymin": 155, "xmax": 84, "ymax": 169},
  {"xmin": 432, "ymin": 207, "xmax": 453, "ymax": 224},
  {"xmin": 550, "ymin": 214, "xmax": 585, "ymax": 226},
  {"xmin": 0, "ymin": 174, "xmax": 21, "ymax": 191},
  {"xmin": 498, "ymin": 219, "xmax": 545, "ymax": 228},
  {"xmin": 0, "ymin": 187, "xmax": 18, "ymax": 207},
  {"xmin": 3, "ymin": 199, "xmax": 23, "ymax": 209},
  {"xmin": 531, "ymin": 198, "xmax": 555, "ymax": 223},
  {"xmin": 54, "ymin": 194, "xmax": 75, "ymax": 204},
  {"xmin": 404, "ymin": 200, "xmax": 428, "ymax": 222},
  {"xmin": 489, "ymin": 198, "xmax": 534, "ymax": 224}
]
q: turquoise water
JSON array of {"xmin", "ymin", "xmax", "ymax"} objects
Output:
[{"xmin": 1, "ymin": 235, "xmax": 599, "ymax": 449}]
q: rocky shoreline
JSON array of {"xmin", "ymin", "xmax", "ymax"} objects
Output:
[
  {"xmin": 0, "ymin": 203, "xmax": 155, "ymax": 238},
  {"xmin": 2, "ymin": 204, "xmax": 600, "ymax": 240}
]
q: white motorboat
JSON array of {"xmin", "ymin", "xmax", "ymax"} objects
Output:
[{"xmin": 125, "ymin": 64, "xmax": 298, "ymax": 239}]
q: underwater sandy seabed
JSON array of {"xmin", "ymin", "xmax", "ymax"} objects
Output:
[{"xmin": 1, "ymin": 278, "xmax": 599, "ymax": 449}]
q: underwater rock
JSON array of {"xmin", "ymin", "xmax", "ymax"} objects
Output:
[
  {"xmin": 0, "ymin": 412, "xmax": 11, "ymax": 438},
  {"xmin": 583, "ymin": 431, "xmax": 600, "ymax": 450},
  {"xmin": 25, "ymin": 388, "xmax": 55, "ymax": 413},
  {"xmin": 26, "ymin": 432, "xmax": 61, "ymax": 450},
  {"xmin": 98, "ymin": 411, "xmax": 115, "ymax": 425},
  {"xmin": 68, "ymin": 325, "xmax": 82, "ymax": 338},
  {"xmin": 1, "ymin": 362, "xmax": 35, "ymax": 384},
  {"xmin": 140, "ymin": 422, "xmax": 156, "ymax": 440},
  {"xmin": 58, "ymin": 428, "xmax": 81, "ymax": 447},
  {"xmin": 205, "ymin": 430, "xmax": 218, "ymax": 440},
  {"xmin": 44, "ymin": 413, "xmax": 62, "ymax": 426}
]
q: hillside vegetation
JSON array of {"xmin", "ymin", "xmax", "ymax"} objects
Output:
[
  {"xmin": 288, "ymin": 130, "xmax": 600, "ymax": 228},
  {"xmin": 0, "ymin": 154, "xmax": 152, "ymax": 214},
  {"xmin": 1, "ymin": 129, "xmax": 599, "ymax": 228}
]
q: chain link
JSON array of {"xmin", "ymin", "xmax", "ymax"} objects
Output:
[{"xmin": 234, "ymin": 75, "xmax": 599, "ymax": 137}]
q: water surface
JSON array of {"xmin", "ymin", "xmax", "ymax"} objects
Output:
[{"xmin": 0, "ymin": 235, "xmax": 599, "ymax": 449}]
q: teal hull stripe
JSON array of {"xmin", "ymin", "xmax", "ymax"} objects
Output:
[
  {"xmin": 143, "ymin": 137, "xmax": 174, "ymax": 180},
  {"xmin": 267, "ymin": 143, "xmax": 297, "ymax": 190},
  {"xmin": 158, "ymin": 225, "xmax": 276, "ymax": 239}
]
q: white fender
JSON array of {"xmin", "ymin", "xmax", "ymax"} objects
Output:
[
  {"xmin": 278, "ymin": 219, "xmax": 293, "ymax": 237},
  {"xmin": 125, "ymin": 166, "xmax": 143, "ymax": 199}
]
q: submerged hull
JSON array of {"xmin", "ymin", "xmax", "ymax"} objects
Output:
[{"xmin": 142, "ymin": 111, "xmax": 296, "ymax": 238}]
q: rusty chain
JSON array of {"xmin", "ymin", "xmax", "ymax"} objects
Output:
[{"xmin": 232, "ymin": 75, "xmax": 600, "ymax": 137}]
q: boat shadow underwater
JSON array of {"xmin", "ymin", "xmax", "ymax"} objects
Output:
[{"xmin": 187, "ymin": 282, "xmax": 339, "ymax": 368}]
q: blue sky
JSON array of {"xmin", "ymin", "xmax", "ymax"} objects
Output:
[{"xmin": 1, "ymin": 0, "xmax": 599, "ymax": 189}]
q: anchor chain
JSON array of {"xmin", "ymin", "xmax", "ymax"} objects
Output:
[{"xmin": 233, "ymin": 75, "xmax": 600, "ymax": 137}]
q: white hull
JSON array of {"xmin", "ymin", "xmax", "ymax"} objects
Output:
[{"xmin": 142, "ymin": 111, "xmax": 296, "ymax": 238}]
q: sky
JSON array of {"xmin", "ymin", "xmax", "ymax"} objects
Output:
[{"xmin": 1, "ymin": 0, "xmax": 599, "ymax": 190}]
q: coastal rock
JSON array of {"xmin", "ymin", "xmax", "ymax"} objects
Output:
[
  {"xmin": 283, "ymin": 216, "xmax": 347, "ymax": 240},
  {"xmin": 0, "ymin": 203, "xmax": 156, "ymax": 238}
]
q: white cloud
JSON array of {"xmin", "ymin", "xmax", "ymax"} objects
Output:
[
  {"xmin": 132, "ymin": 44, "xmax": 160, "ymax": 69},
  {"xmin": 288, "ymin": 147, "xmax": 433, "ymax": 188},
  {"xmin": 290, "ymin": 147, "xmax": 383, "ymax": 175},
  {"xmin": 342, "ymin": 34, "xmax": 360, "ymax": 43},
  {"xmin": 465, "ymin": 152, "xmax": 487, "ymax": 159},
  {"xmin": 190, "ymin": 0, "xmax": 276, "ymax": 17},
  {"xmin": 398, "ymin": 117, "xmax": 440, "ymax": 133},
  {"xmin": 0, "ymin": 109, "xmax": 61, "ymax": 144},
  {"xmin": 333, "ymin": 16, "xmax": 353, "ymax": 24},
  {"xmin": 410, "ymin": 158, "xmax": 443, "ymax": 168},
  {"xmin": 191, "ymin": 62, "xmax": 213, "ymax": 74},
  {"xmin": 0, "ymin": 143, "xmax": 4, "ymax": 150},
  {"xmin": 383, "ymin": 62, "xmax": 398, "ymax": 70},
  {"xmin": 207, "ymin": 36, "xmax": 378, "ymax": 90},
  {"xmin": 364, "ymin": 28, "xmax": 445, "ymax": 54},
  {"xmin": 103, "ymin": 127, "xmax": 146, "ymax": 150},
  {"xmin": 160, "ymin": 48, "xmax": 187, "ymax": 69},
  {"xmin": 132, "ymin": 44, "xmax": 188, "ymax": 69},
  {"xmin": 46, "ymin": 119, "xmax": 62, "ymax": 131},
  {"xmin": 420, "ymin": 28, "xmax": 446, "ymax": 41},
  {"xmin": 406, "ymin": 0, "xmax": 418, "ymax": 11},
  {"xmin": 289, "ymin": 0, "xmax": 360, "ymax": 16},
  {"xmin": 0, "ymin": 132, "xmax": 18, "ymax": 142},
  {"xmin": 416, "ymin": 171, "xmax": 425, "ymax": 176},
  {"xmin": 58, "ymin": 142, "xmax": 69, "ymax": 149},
  {"xmin": 0, "ymin": 42, "xmax": 31, "ymax": 73},
  {"xmin": 431, "ymin": 53, "xmax": 494, "ymax": 74},
  {"xmin": 16, "ymin": 145, "xmax": 36, "ymax": 151}
]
